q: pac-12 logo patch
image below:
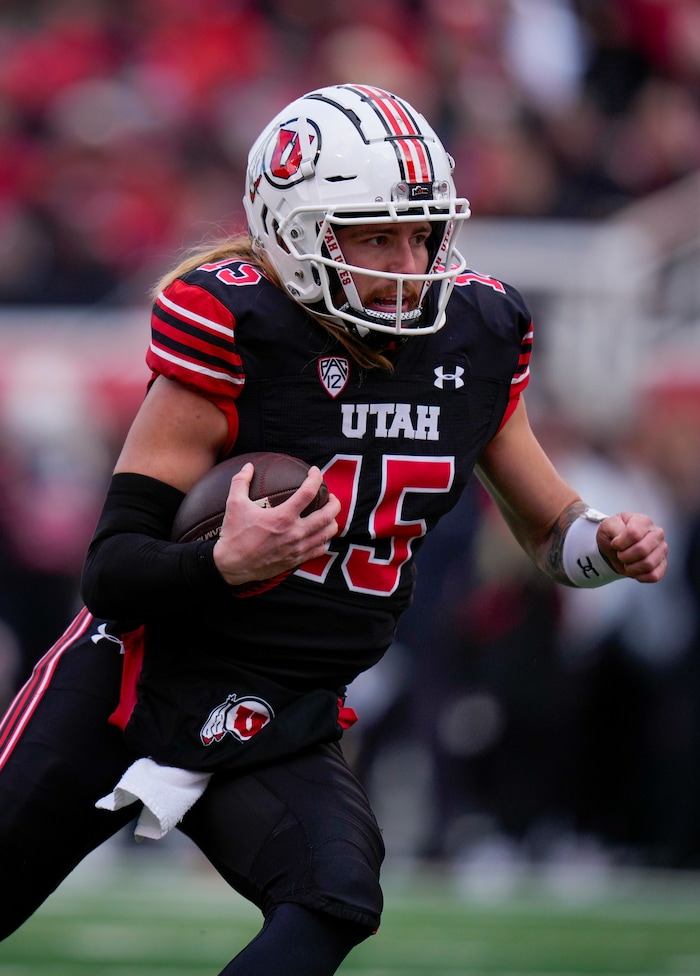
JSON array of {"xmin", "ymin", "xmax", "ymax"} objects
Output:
[
  {"xmin": 200, "ymin": 694, "xmax": 274, "ymax": 745},
  {"xmin": 319, "ymin": 356, "xmax": 349, "ymax": 398}
]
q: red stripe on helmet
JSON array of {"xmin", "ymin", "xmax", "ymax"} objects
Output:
[
  {"xmin": 352, "ymin": 84, "xmax": 418, "ymax": 135},
  {"xmin": 396, "ymin": 137, "xmax": 431, "ymax": 182},
  {"xmin": 349, "ymin": 85, "xmax": 432, "ymax": 183}
]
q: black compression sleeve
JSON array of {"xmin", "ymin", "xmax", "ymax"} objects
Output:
[{"xmin": 80, "ymin": 472, "xmax": 229, "ymax": 619}]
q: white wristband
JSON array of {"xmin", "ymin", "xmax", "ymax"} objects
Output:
[{"xmin": 562, "ymin": 509, "xmax": 621, "ymax": 588}]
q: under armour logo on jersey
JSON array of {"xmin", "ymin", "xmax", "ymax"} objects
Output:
[
  {"xmin": 434, "ymin": 365, "xmax": 465, "ymax": 389},
  {"xmin": 319, "ymin": 356, "xmax": 350, "ymax": 398},
  {"xmin": 91, "ymin": 622, "xmax": 124, "ymax": 651}
]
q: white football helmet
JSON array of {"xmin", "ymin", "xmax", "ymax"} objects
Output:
[{"xmin": 243, "ymin": 84, "xmax": 470, "ymax": 338}]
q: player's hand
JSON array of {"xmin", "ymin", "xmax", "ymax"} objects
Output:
[
  {"xmin": 597, "ymin": 512, "xmax": 668, "ymax": 583},
  {"xmin": 213, "ymin": 463, "xmax": 341, "ymax": 587}
]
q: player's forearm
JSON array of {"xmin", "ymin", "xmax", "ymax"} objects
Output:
[
  {"xmin": 80, "ymin": 472, "xmax": 227, "ymax": 618},
  {"xmin": 528, "ymin": 500, "xmax": 629, "ymax": 588},
  {"xmin": 538, "ymin": 500, "xmax": 598, "ymax": 585},
  {"xmin": 488, "ymin": 497, "xmax": 587, "ymax": 587}
]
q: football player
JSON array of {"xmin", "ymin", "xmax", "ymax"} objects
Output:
[{"xmin": 0, "ymin": 85, "xmax": 667, "ymax": 975}]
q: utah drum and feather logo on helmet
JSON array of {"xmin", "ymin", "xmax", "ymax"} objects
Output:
[{"xmin": 247, "ymin": 115, "xmax": 320, "ymax": 203}]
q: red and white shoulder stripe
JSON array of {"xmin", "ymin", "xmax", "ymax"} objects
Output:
[
  {"xmin": 148, "ymin": 278, "xmax": 245, "ymax": 399},
  {"xmin": 497, "ymin": 321, "xmax": 533, "ymax": 432},
  {"xmin": 512, "ymin": 322, "xmax": 533, "ymax": 393}
]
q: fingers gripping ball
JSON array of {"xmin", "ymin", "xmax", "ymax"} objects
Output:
[
  {"xmin": 171, "ymin": 452, "xmax": 328, "ymax": 543},
  {"xmin": 171, "ymin": 452, "xmax": 329, "ymax": 597}
]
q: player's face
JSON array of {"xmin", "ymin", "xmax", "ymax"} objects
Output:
[{"xmin": 334, "ymin": 221, "xmax": 431, "ymax": 316}]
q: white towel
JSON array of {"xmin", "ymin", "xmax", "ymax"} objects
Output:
[{"xmin": 96, "ymin": 758, "xmax": 211, "ymax": 841}]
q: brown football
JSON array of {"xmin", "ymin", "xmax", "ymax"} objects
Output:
[{"xmin": 171, "ymin": 451, "xmax": 328, "ymax": 544}]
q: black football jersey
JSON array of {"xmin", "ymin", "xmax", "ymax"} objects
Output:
[{"xmin": 144, "ymin": 260, "xmax": 532, "ymax": 690}]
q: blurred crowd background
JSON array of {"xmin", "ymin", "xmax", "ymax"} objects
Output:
[
  {"xmin": 1, "ymin": 0, "xmax": 700, "ymax": 880},
  {"xmin": 2, "ymin": 0, "xmax": 700, "ymax": 305}
]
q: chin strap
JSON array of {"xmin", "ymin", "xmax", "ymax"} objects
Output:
[
  {"xmin": 338, "ymin": 302, "xmax": 424, "ymax": 340},
  {"xmin": 340, "ymin": 315, "xmax": 409, "ymax": 352},
  {"xmin": 362, "ymin": 306, "xmax": 423, "ymax": 325}
]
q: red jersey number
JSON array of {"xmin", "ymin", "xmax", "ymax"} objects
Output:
[
  {"xmin": 296, "ymin": 454, "xmax": 454, "ymax": 596},
  {"xmin": 198, "ymin": 260, "xmax": 262, "ymax": 287}
]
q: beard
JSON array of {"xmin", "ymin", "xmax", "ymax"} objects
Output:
[{"xmin": 362, "ymin": 282, "xmax": 422, "ymax": 314}]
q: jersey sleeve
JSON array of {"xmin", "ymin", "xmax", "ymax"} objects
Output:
[
  {"xmin": 497, "ymin": 317, "xmax": 533, "ymax": 431},
  {"xmin": 147, "ymin": 277, "xmax": 243, "ymax": 455}
]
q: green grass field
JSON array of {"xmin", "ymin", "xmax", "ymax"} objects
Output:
[{"xmin": 2, "ymin": 838, "xmax": 700, "ymax": 976}]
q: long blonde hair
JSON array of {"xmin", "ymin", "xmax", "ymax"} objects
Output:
[{"xmin": 152, "ymin": 233, "xmax": 394, "ymax": 371}]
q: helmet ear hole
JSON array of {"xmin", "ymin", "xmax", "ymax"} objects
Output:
[{"xmin": 272, "ymin": 221, "xmax": 290, "ymax": 255}]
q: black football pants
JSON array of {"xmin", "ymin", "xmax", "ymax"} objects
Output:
[{"xmin": 0, "ymin": 610, "xmax": 384, "ymax": 942}]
